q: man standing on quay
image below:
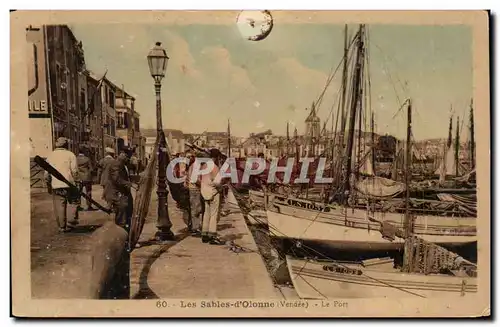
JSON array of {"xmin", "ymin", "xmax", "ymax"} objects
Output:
[
  {"xmin": 184, "ymin": 152, "xmax": 204, "ymax": 237},
  {"xmin": 105, "ymin": 147, "xmax": 134, "ymax": 231},
  {"xmin": 44, "ymin": 137, "xmax": 80, "ymax": 233},
  {"xmin": 97, "ymin": 147, "xmax": 115, "ymax": 207},
  {"xmin": 76, "ymin": 145, "xmax": 95, "ymax": 211},
  {"xmin": 199, "ymin": 149, "xmax": 225, "ymax": 245}
]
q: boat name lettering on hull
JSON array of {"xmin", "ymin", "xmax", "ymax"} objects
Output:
[
  {"xmin": 430, "ymin": 228, "xmax": 476, "ymax": 235},
  {"xmin": 322, "ymin": 265, "xmax": 362, "ymax": 275},
  {"xmin": 285, "ymin": 199, "xmax": 331, "ymax": 212}
]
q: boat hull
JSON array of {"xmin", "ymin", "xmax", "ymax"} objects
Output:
[
  {"xmin": 249, "ymin": 189, "xmax": 267, "ymax": 208},
  {"xmin": 287, "ymin": 256, "xmax": 477, "ymax": 299},
  {"xmin": 267, "ymin": 195, "xmax": 476, "ymax": 251}
]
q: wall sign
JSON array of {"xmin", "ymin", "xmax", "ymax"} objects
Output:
[{"xmin": 27, "ymin": 26, "xmax": 50, "ymax": 118}]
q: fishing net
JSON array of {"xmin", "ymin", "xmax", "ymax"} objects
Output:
[
  {"xmin": 128, "ymin": 135, "xmax": 159, "ymax": 250},
  {"xmin": 407, "ymin": 236, "xmax": 477, "ymax": 277}
]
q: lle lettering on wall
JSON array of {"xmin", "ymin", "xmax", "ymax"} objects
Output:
[
  {"xmin": 27, "ymin": 26, "xmax": 53, "ymax": 158},
  {"xmin": 27, "ymin": 26, "xmax": 50, "ymax": 117}
]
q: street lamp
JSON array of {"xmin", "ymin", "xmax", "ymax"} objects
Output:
[{"xmin": 147, "ymin": 41, "xmax": 174, "ymax": 241}]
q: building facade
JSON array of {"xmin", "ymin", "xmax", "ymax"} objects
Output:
[
  {"xmin": 165, "ymin": 129, "xmax": 185, "ymax": 154},
  {"xmin": 45, "ymin": 25, "xmax": 86, "ymax": 154},
  {"xmin": 115, "ymin": 89, "xmax": 136, "ymax": 149},
  {"xmin": 101, "ymin": 78, "xmax": 117, "ymax": 152},
  {"xmin": 27, "ymin": 25, "xmax": 53, "ymax": 159},
  {"xmin": 28, "ymin": 25, "xmax": 86, "ymax": 189},
  {"xmin": 82, "ymin": 71, "xmax": 104, "ymax": 161},
  {"xmin": 28, "ymin": 24, "xmax": 144, "ymax": 190}
]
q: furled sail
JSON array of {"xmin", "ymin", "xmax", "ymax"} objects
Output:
[
  {"xmin": 434, "ymin": 144, "xmax": 466, "ymax": 180},
  {"xmin": 354, "ymin": 175, "xmax": 406, "ymax": 199},
  {"xmin": 351, "ymin": 136, "xmax": 374, "ymax": 176}
]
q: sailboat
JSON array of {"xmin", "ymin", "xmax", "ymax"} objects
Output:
[
  {"xmin": 266, "ymin": 24, "xmax": 477, "ymax": 251},
  {"xmin": 286, "ymin": 97, "xmax": 477, "ymax": 299}
]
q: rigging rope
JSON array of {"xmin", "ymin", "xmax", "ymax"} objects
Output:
[
  {"xmin": 314, "ymin": 33, "xmax": 358, "ymax": 114},
  {"xmin": 246, "ymin": 189, "xmax": 427, "ymax": 298}
]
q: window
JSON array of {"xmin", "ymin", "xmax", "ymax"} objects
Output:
[
  {"xmin": 80, "ymin": 89, "xmax": 86, "ymax": 115},
  {"xmin": 124, "ymin": 113, "xmax": 130, "ymax": 129},
  {"xmin": 109, "ymin": 91, "xmax": 115, "ymax": 109},
  {"xmin": 87, "ymin": 85, "xmax": 95, "ymax": 115},
  {"xmin": 103, "ymin": 114, "xmax": 109, "ymax": 135},
  {"xmin": 110, "ymin": 118, "xmax": 115, "ymax": 136},
  {"xmin": 117, "ymin": 112, "xmax": 126, "ymax": 129},
  {"xmin": 55, "ymin": 63, "xmax": 64, "ymax": 102},
  {"xmin": 50, "ymin": 63, "xmax": 58, "ymax": 102},
  {"xmin": 104, "ymin": 86, "xmax": 109, "ymax": 104}
]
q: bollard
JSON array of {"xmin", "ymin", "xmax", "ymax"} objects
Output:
[{"xmin": 88, "ymin": 221, "xmax": 130, "ymax": 299}]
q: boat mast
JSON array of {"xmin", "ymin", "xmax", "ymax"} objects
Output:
[
  {"xmin": 447, "ymin": 114, "xmax": 453, "ymax": 149},
  {"xmin": 455, "ymin": 117, "xmax": 460, "ymax": 178},
  {"xmin": 371, "ymin": 112, "xmax": 376, "ymax": 176},
  {"xmin": 469, "ymin": 99, "xmax": 475, "ymax": 170},
  {"xmin": 227, "ymin": 118, "xmax": 231, "ymax": 158},
  {"xmin": 340, "ymin": 24, "xmax": 349, "ymax": 148},
  {"xmin": 402, "ymin": 98, "xmax": 414, "ymax": 272},
  {"xmin": 294, "ymin": 127, "xmax": 300, "ymax": 165},
  {"xmin": 343, "ymin": 24, "xmax": 365, "ymax": 202},
  {"xmin": 286, "ymin": 121, "xmax": 290, "ymax": 157}
]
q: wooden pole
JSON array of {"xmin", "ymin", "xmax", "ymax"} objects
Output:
[
  {"xmin": 340, "ymin": 24, "xmax": 349, "ymax": 148},
  {"xmin": 344, "ymin": 24, "xmax": 364, "ymax": 201},
  {"xmin": 455, "ymin": 117, "xmax": 460, "ymax": 178},
  {"xmin": 371, "ymin": 112, "xmax": 376, "ymax": 176},
  {"xmin": 447, "ymin": 113, "xmax": 453, "ymax": 149},
  {"xmin": 402, "ymin": 99, "xmax": 414, "ymax": 272},
  {"xmin": 286, "ymin": 121, "xmax": 290, "ymax": 156},
  {"xmin": 469, "ymin": 99, "xmax": 475, "ymax": 170},
  {"xmin": 227, "ymin": 118, "xmax": 231, "ymax": 157}
]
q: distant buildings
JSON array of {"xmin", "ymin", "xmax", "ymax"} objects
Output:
[
  {"xmin": 115, "ymin": 88, "xmax": 145, "ymax": 160},
  {"xmin": 165, "ymin": 129, "xmax": 185, "ymax": 154},
  {"xmin": 142, "ymin": 129, "xmax": 157, "ymax": 159},
  {"xmin": 142, "ymin": 128, "xmax": 186, "ymax": 158}
]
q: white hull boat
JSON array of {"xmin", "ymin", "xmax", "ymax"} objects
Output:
[
  {"xmin": 247, "ymin": 209, "xmax": 268, "ymax": 226},
  {"xmin": 287, "ymin": 256, "xmax": 477, "ymax": 299},
  {"xmin": 267, "ymin": 195, "xmax": 476, "ymax": 251},
  {"xmin": 249, "ymin": 189, "xmax": 267, "ymax": 208}
]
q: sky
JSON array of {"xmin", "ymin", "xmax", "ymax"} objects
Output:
[{"xmin": 71, "ymin": 21, "xmax": 472, "ymax": 140}]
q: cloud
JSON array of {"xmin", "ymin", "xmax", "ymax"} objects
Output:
[
  {"xmin": 200, "ymin": 46, "xmax": 256, "ymax": 93},
  {"xmin": 273, "ymin": 57, "xmax": 329, "ymax": 94},
  {"xmin": 162, "ymin": 30, "xmax": 203, "ymax": 81},
  {"xmin": 76, "ymin": 25, "xmax": 343, "ymax": 136}
]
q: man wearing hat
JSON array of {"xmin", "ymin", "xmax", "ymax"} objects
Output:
[
  {"xmin": 44, "ymin": 137, "xmax": 80, "ymax": 233},
  {"xmin": 97, "ymin": 147, "xmax": 116, "ymax": 207},
  {"xmin": 182, "ymin": 151, "xmax": 205, "ymax": 236},
  {"xmin": 199, "ymin": 148, "xmax": 226, "ymax": 245},
  {"xmin": 104, "ymin": 146, "xmax": 134, "ymax": 231},
  {"xmin": 76, "ymin": 145, "xmax": 95, "ymax": 211}
]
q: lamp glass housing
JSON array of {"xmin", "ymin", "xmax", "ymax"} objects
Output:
[{"xmin": 147, "ymin": 42, "xmax": 169, "ymax": 81}]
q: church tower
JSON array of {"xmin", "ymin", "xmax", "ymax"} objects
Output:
[{"xmin": 305, "ymin": 101, "xmax": 321, "ymax": 154}]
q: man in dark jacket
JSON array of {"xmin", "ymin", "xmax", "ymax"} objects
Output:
[
  {"xmin": 97, "ymin": 147, "xmax": 115, "ymax": 206},
  {"xmin": 104, "ymin": 147, "xmax": 133, "ymax": 231},
  {"xmin": 77, "ymin": 146, "xmax": 95, "ymax": 211}
]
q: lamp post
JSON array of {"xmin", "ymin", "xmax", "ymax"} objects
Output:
[{"xmin": 147, "ymin": 41, "xmax": 174, "ymax": 241}]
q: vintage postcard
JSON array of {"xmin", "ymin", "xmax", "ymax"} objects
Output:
[{"xmin": 11, "ymin": 10, "xmax": 490, "ymax": 317}]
